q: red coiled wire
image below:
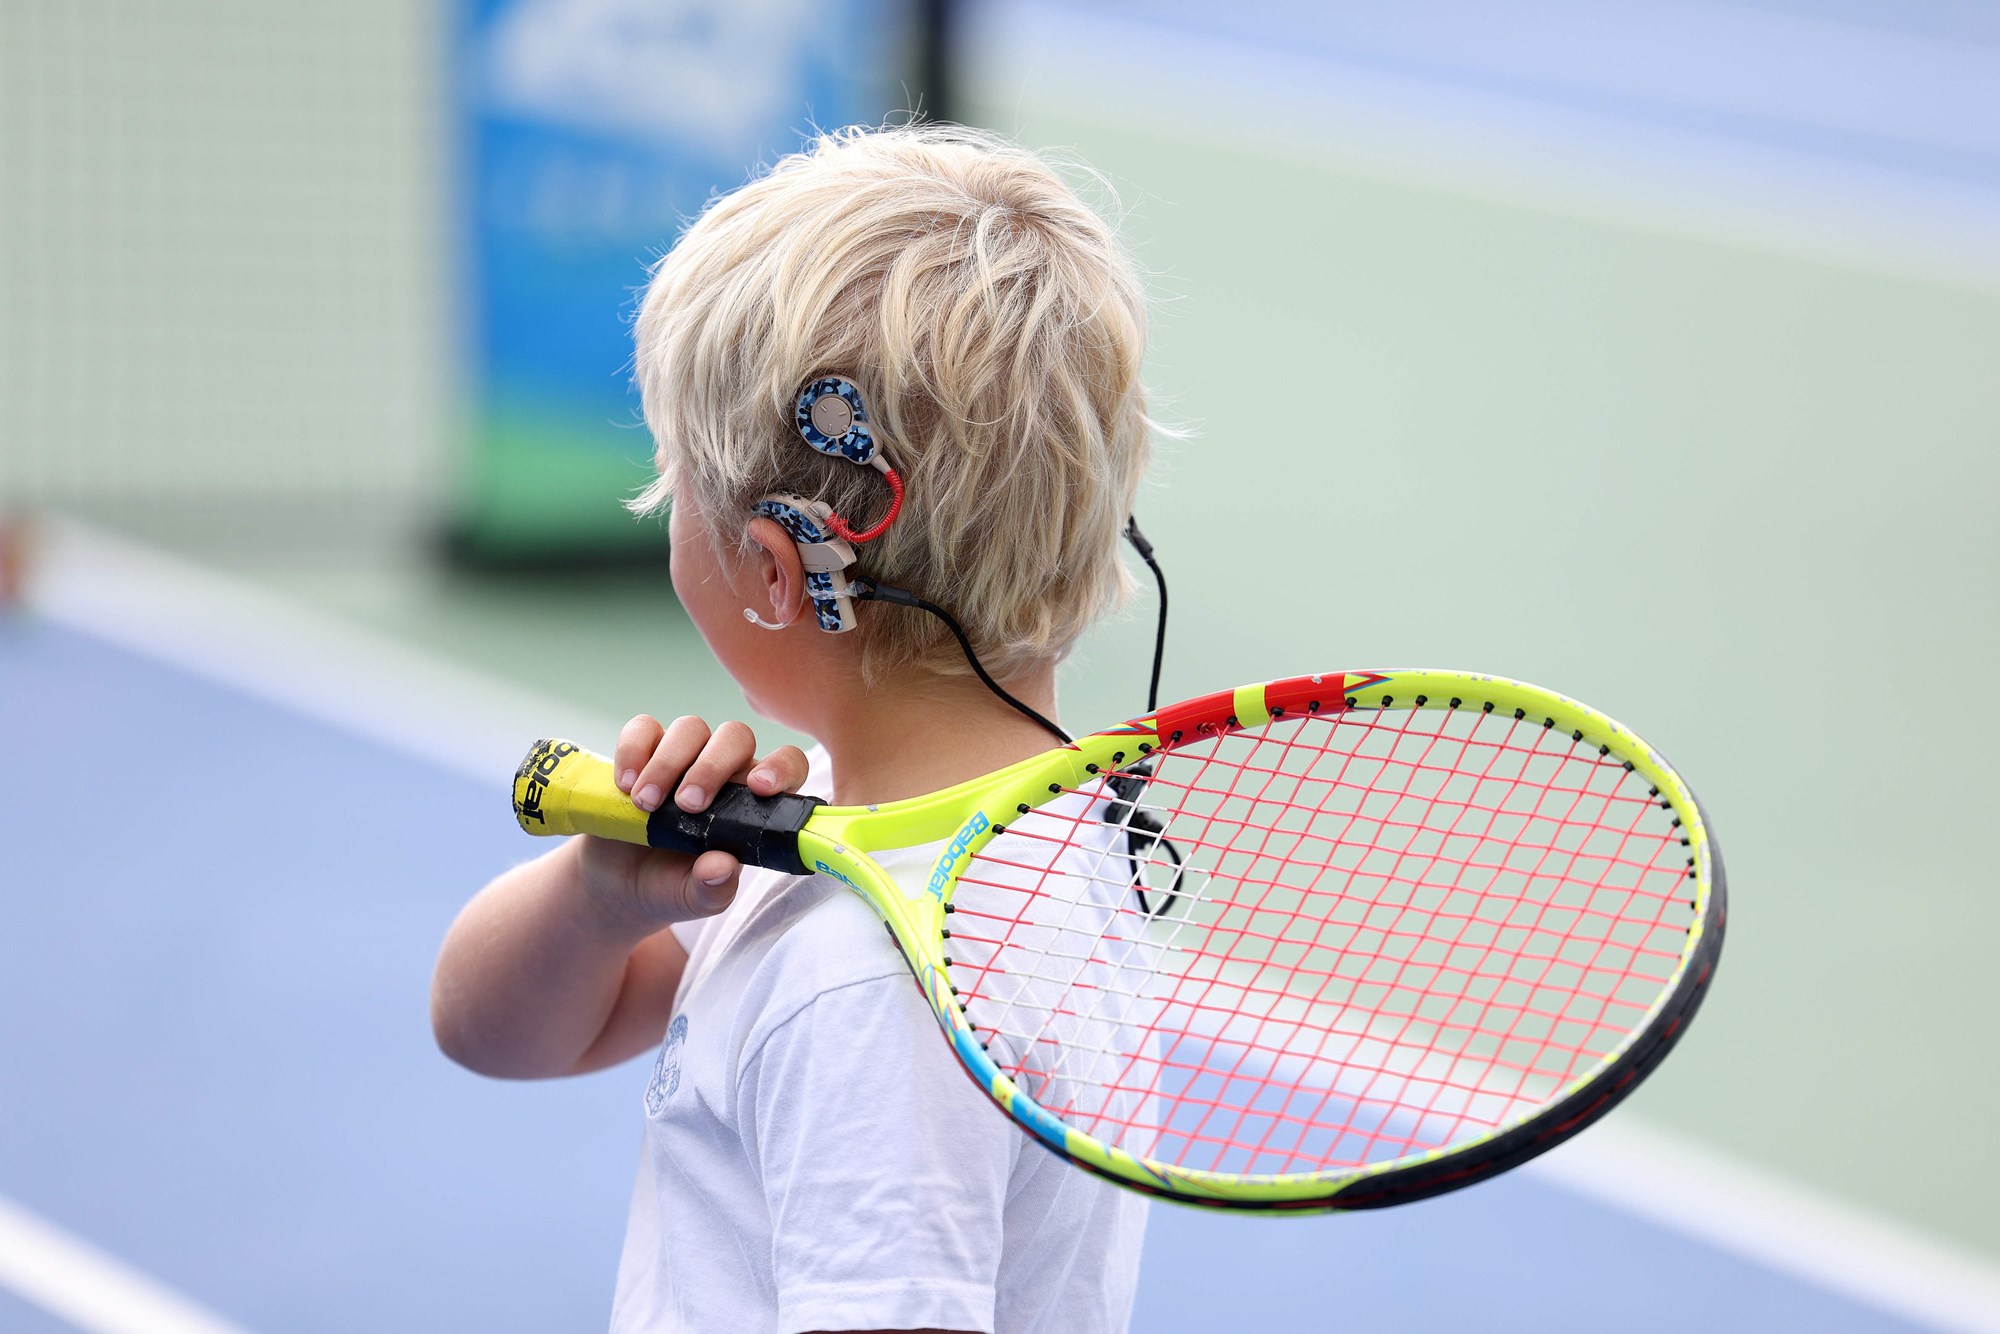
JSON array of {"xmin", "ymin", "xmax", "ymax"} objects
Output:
[{"xmin": 826, "ymin": 467, "xmax": 904, "ymax": 544}]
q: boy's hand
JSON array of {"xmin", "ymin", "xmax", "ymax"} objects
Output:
[{"xmin": 573, "ymin": 715, "xmax": 811, "ymax": 935}]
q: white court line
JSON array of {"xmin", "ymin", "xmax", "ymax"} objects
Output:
[
  {"xmin": 1536, "ymin": 1122, "xmax": 2000, "ymax": 1334},
  {"xmin": 19, "ymin": 515, "xmax": 2000, "ymax": 1333},
  {"xmin": 7, "ymin": 517, "xmax": 628, "ymax": 1332},
  {"xmin": 24, "ymin": 517, "xmax": 627, "ymax": 788},
  {"xmin": 0, "ymin": 1195, "xmax": 251, "ymax": 1334}
]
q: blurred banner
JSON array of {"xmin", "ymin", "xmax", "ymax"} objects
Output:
[{"xmin": 451, "ymin": 0, "xmax": 914, "ymax": 565}]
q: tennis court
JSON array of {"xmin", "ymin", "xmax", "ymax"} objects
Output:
[
  {"xmin": 2, "ymin": 525, "xmax": 1988, "ymax": 1332},
  {"xmin": 6, "ymin": 3, "xmax": 1999, "ymax": 1330}
]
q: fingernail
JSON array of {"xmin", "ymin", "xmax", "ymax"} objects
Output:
[
  {"xmin": 699, "ymin": 870, "xmax": 732, "ymax": 887},
  {"xmin": 617, "ymin": 769, "xmax": 637, "ymax": 793},
  {"xmin": 634, "ymin": 784, "xmax": 662, "ymax": 811},
  {"xmin": 677, "ymin": 785, "xmax": 706, "ymax": 811},
  {"xmin": 748, "ymin": 768, "xmax": 773, "ymax": 790}
]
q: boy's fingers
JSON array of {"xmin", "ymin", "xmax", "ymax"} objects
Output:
[
  {"xmin": 744, "ymin": 745, "xmax": 811, "ymax": 795},
  {"xmin": 574, "ymin": 831, "xmax": 644, "ymax": 888},
  {"xmin": 612, "ymin": 714, "xmax": 665, "ymax": 794},
  {"xmin": 632, "ymin": 715, "xmax": 711, "ymax": 812},
  {"xmin": 633, "ymin": 848, "xmax": 740, "ymax": 920},
  {"xmin": 675, "ymin": 720, "xmax": 758, "ymax": 812},
  {"xmin": 690, "ymin": 851, "xmax": 741, "ymax": 909}
]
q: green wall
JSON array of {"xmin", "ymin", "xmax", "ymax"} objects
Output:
[{"xmin": 969, "ymin": 97, "xmax": 2000, "ymax": 1257}]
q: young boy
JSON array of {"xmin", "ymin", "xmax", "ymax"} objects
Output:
[{"xmin": 431, "ymin": 124, "xmax": 1157, "ymax": 1333}]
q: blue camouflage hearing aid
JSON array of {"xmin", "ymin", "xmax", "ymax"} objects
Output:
[
  {"xmin": 787, "ymin": 375, "xmax": 904, "ymax": 545},
  {"xmin": 794, "ymin": 375, "xmax": 878, "ymax": 464},
  {"xmin": 746, "ymin": 494, "xmax": 860, "ymax": 633},
  {"xmin": 747, "ymin": 375, "xmax": 905, "ymax": 633}
]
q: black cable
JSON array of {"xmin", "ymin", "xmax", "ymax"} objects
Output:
[
  {"xmin": 1118, "ymin": 517, "xmax": 1185, "ymax": 916},
  {"xmin": 851, "ymin": 578, "xmax": 1072, "ymax": 746},
  {"xmin": 1124, "ymin": 517, "xmax": 1167, "ymax": 713},
  {"xmin": 856, "ymin": 549, "xmax": 1185, "ymax": 920},
  {"xmin": 1142, "ymin": 833, "xmax": 1187, "ymax": 920},
  {"xmin": 1105, "ymin": 763, "xmax": 1186, "ymax": 919}
]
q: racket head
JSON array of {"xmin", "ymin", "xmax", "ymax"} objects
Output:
[{"xmin": 822, "ymin": 670, "xmax": 1724, "ymax": 1212}]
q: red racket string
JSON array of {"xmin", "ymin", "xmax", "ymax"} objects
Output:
[
  {"xmin": 952, "ymin": 919, "xmax": 1658, "ymax": 1058},
  {"xmin": 1224, "ymin": 707, "xmax": 1586, "ymax": 1167},
  {"xmin": 1085, "ymin": 706, "xmax": 1467, "ymax": 1156},
  {"xmin": 971, "ymin": 992, "xmax": 1565, "ymax": 1164},
  {"xmin": 1342, "ymin": 718, "xmax": 1686, "ymax": 1134},
  {"xmin": 1421, "ymin": 722, "xmax": 1682, "ymax": 1100},
  {"xmin": 964, "ymin": 792, "xmax": 1672, "ymax": 1152},
  {"xmin": 1218, "ymin": 710, "xmax": 1585, "ymax": 1165},
  {"xmin": 1142, "ymin": 704, "xmax": 1375, "ymax": 1163},
  {"xmin": 947, "ymin": 706, "xmax": 1693, "ymax": 1174},
  {"xmin": 951, "ymin": 779, "xmax": 1166, "ymax": 1042},
  {"xmin": 956, "ymin": 720, "xmax": 1576, "ymax": 1160},
  {"xmin": 952, "ymin": 923, "xmax": 1625, "ymax": 1079},
  {"xmin": 1314, "ymin": 706, "xmax": 1603, "ymax": 1130}
]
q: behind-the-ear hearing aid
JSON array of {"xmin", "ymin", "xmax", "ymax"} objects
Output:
[
  {"xmin": 745, "ymin": 375, "xmax": 904, "ymax": 634},
  {"xmin": 746, "ymin": 493, "xmax": 860, "ymax": 633}
]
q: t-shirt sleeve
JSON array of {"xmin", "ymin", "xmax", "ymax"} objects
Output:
[
  {"xmin": 737, "ymin": 969, "xmax": 1019, "ymax": 1334},
  {"xmin": 667, "ymin": 917, "xmax": 708, "ymax": 956}
]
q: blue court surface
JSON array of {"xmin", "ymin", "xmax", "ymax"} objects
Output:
[{"xmin": 0, "ymin": 610, "xmax": 1973, "ymax": 1333}]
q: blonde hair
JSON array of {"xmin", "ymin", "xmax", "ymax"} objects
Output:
[{"xmin": 631, "ymin": 123, "xmax": 1155, "ymax": 681}]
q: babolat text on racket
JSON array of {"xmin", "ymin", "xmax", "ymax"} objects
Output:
[{"xmin": 512, "ymin": 670, "xmax": 1724, "ymax": 1212}]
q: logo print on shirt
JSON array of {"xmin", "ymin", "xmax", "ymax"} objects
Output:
[{"xmin": 645, "ymin": 1014, "xmax": 689, "ymax": 1115}]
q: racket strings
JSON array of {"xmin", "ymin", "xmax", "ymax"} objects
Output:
[
  {"xmin": 1200, "ymin": 701, "xmax": 1551, "ymax": 1168},
  {"xmin": 946, "ymin": 922, "xmax": 1646, "ymax": 1062},
  {"xmin": 945, "ymin": 705, "xmax": 1695, "ymax": 1177}
]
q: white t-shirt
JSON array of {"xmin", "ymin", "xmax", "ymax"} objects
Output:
[{"xmin": 610, "ymin": 748, "xmax": 1149, "ymax": 1334}]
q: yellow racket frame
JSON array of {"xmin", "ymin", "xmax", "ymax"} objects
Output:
[{"xmin": 515, "ymin": 669, "xmax": 1724, "ymax": 1212}]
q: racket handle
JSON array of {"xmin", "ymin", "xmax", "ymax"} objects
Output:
[{"xmin": 512, "ymin": 739, "xmax": 823, "ymax": 876}]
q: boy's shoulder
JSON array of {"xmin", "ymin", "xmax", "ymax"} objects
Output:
[
  {"xmin": 716, "ymin": 742, "xmax": 946, "ymax": 1012},
  {"xmin": 696, "ymin": 848, "xmax": 934, "ymax": 1071},
  {"xmin": 736, "ymin": 867, "xmax": 907, "ymax": 1005}
]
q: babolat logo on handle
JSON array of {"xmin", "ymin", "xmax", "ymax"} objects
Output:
[
  {"xmin": 925, "ymin": 811, "xmax": 990, "ymax": 902},
  {"xmin": 513, "ymin": 739, "xmax": 578, "ymax": 828}
]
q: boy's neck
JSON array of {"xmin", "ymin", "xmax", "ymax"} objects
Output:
[{"xmin": 812, "ymin": 667, "xmax": 1062, "ymax": 809}]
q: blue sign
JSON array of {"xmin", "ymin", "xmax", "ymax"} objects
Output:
[{"xmin": 453, "ymin": 0, "xmax": 902, "ymax": 559}]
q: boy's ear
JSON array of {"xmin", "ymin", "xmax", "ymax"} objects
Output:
[{"xmin": 744, "ymin": 515, "xmax": 809, "ymax": 628}]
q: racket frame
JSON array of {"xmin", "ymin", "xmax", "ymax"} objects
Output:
[
  {"xmin": 517, "ymin": 668, "xmax": 1725, "ymax": 1212},
  {"xmin": 811, "ymin": 670, "xmax": 1724, "ymax": 1211}
]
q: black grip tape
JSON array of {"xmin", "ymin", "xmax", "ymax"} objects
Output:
[{"xmin": 644, "ymin": 784, "xmax": 823, "ymax": 875}]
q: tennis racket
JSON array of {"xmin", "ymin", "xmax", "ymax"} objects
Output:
[{"xmin": 513, "ymin": 669, "xmax": 1724, "ymax": 1212}]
